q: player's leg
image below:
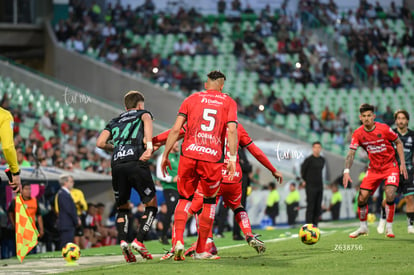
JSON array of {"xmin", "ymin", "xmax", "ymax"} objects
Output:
[
  {"xmin": 401, "ymin": 170, "xmax": 414, "ymax": 233},
  {"xmin": 405, "ymin": 194, "xmax": 414, "ymax": 233},
  {"xmin": 130, "ymin": 161, "xmax": 158, "ymax": 259},
  {"xmin": 384, "ymin": 185, "xmax": 397, "ymax": 238},
  {"xmin": 194, "ymin": 161, "xmax": 222, "ymax": 260},
  {"xmin": 349, "ymin": 189, "xmax": 371, "ymax": 238},
  {"xmin": 112, "ymin": 164, "xmax": 136, "ymax": 263},
  {"xmin": 383, "ymin": 167, "xmax": 399, "ymax": 238},
  {"xmin": 377, "ymin": 198, "xmax": 386, "ymax": 234},
  {"xmin": 173, "ymin": 156, "xmax": 199, "ymax": 261},
  {"xmin": 161, "ymin": 189, "xmax": 179, "ymax": 245},
  {"xmin": 313, "ymin": 189, "xmax": 323, "ymax": 226}
]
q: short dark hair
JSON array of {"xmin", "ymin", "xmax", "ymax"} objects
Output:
[
  {"xmin": 359, "ymin": 103, "xmax": 374, "ymax": 114},
  {"xmin": 312, "ymin": 141, "xmax": 321, "ymax": 146},
  {"xmin": 124, "ymin": 91, "xmax": 145, "ymax": 109},
  {"xmin": 269, "ymin": 182, "xmax": 276, "ymax": 189},
  {"xmin": 394, "ymin": 109, "xmax": 410, "ymax": 121},
  {"xmin": 207, "ymin": 70, "xmax": 226, "ymax": 81},
  {"xmin": 21, "ymin": 181, "xmax": 31, "ymax": 187}
]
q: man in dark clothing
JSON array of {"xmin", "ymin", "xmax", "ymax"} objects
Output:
[
  {"xmin": 55, "ymin": 175, "xmax": 80, "ymax": 249},
  {"xmin": 301, "ymin": 141, "xmax": 325, "ymax": 226}
]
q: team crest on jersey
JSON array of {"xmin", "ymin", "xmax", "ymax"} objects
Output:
[
  {"xmin": 408, "ymin": 137, "xmax": 412, "ymax": 143},
  {"xmin": 377, "ymin": 134, "xmax": 382, "ymax": 138}
]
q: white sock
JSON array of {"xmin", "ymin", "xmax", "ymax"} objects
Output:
[
  {"xmin": 386, "ymin": 222, "xmax": 393, "ymax": 231},
  {"xmin": 360, "ymin": 221, "xmax": 368, "ymax": 229}
]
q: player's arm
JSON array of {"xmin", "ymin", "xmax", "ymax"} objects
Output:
[
  {"xmin": 0, "ymin": 116, "xmax": 19, "ymax": 174},
  {"xmin": 140, "ymin": 113, "xmax": 154, "ymax": 161},
  {"xmin": 226, "ymin": 121, "xmax": 238, "ymax": 180},
  {"xmin": 96, "ymin": 129, "xmax": 114, "ymax": 152},
  {"xmin": 343, "ymin": 149, "xmax": 356, "ymax": 188},
  {"xmin": 246, "ymin": 142, "xmax": 283, "ymax": 183},
  {"xmin": 161, "ymin": 115, "xmax": 186, "ymax": 176},
  {"xmin": 394, "ymin": 137, "xmax": 408, "ymax": 179},
  {"xmin": 37, "ymin": 214, "xmax": 44, "ymax": 238},
  {"xmin": 152, "ymin": 128, "xmax": 185, "ymax": 147},
  {"xmin": 0, "ymin": 115, "xmax": 21, "ymax": 192}
]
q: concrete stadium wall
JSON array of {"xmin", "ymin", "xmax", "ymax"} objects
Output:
[{"xmin": 43, "ymin": 22, "xmax": 364, "ymax": 183}]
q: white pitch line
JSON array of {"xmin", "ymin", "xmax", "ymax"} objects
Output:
[{"xmin": 218, "ymin": 231, "xmax": 336, "ymax": 250}]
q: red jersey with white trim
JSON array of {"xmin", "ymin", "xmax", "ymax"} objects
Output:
[
  {"xmin": 178, "ymin": 89, "xmax": 238, "ymax": 163},
  {"xmin": 349, "ymin": 122, "xmax": 399, "ymax": 170}
]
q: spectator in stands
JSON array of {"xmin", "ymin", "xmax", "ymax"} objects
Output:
[
  {"xmin": 333, "ymin": 130, "xmax": 344, "ymax": 146},
  {"xmin": 391, "ymin": 70, "xmax": 402, "ymax": 89},
  {"xmin": 30, "ymin": 122, "xmax": 45, "ymax": 142},
  {"xmin": 39, "ymin": 111, "xmax": 53, "ymax": 131},
  {"xmin": 378, "ymin": 67, "xmax": 393, "ymax": 89},
  {"xmin": 382, "ymin": 105, "xmax": 394, "ymax": 126},
  {"xmin": 272, "ymin": 98, "xmax": 287, "ymax": 116},
  {"xmin": 16, "ymin": 146, "xmax": 31, "ymax": 167},
  {"xmin": 22, "ymin": 101, "xmax": 36, "ymax": 119},
  {"xmin": 101, "ymin": 22, "xmax": 116, "ymax": 38},
  {"xmin": 173, "ymin": 39, "xmax": 186, "ymax": 56},
  {"xmin": 299, "ymin": 96, "xmax": 312, "ymax": 114},
  {"xmin": 321, "ymin": 106, "xmax": 336, "ymax": 133},
  {"xmin": 217, "ymin": 0, "xmax": 226, "ymax": 14},
  {"xmin": 287, "ymin": 98, "xmax": 300, "ymax": 115},
  {"xmin": 341, "ymin": 67, "xmax": 355, "ymax": 89},
  {"xmin": 309, "ymin": 112, "xmax": 323, "ymax": 134},
  {"xmin": 257, "ymin": 64, "xmax": 273, "ymax": 85}
]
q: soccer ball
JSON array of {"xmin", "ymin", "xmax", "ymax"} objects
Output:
[
  {"xmin": 367, "ymin": 213, "xmax": 376, "ymax": 223},
  {"xmin": 299, "ymin": 224, "xmax": 320, "ymax": 245},
  {"xmin": 62, "ymin": 242, "xmax": 81, "ymax": 262}
]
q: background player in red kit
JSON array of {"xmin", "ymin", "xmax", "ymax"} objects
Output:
[
  {"xmin": 161, "ymin": 71, "xmax": 238, "ymax": 260},
  {"xmin": 343, "ymin": 103, "xmax": 408, "ymax": 238},
  {"xmin": 187, "ymin": 123, "xmax": 283, "ymax": 256}
]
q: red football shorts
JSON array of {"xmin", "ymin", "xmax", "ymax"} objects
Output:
[
  {"xmin": 360, "ymin": 166, "xmax": 400, "ymax": 193},
  {"xmin": 218, "ymin": 181, "xmax": 242, "ymax": 209},
  {"xmin": 190, "ymin": 180, "xmax": 242, "ymax": 213},
  {"xmin": 177, "ymin": 155, "xmax": 223, "ymax": 199}
]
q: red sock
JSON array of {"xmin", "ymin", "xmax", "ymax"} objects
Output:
[
  {"xmin": 385, "ymin": 203, "xmax": 395, "ymax": 223},
  {"xmin": 172, "ymin": 199, "xmax": 191, "ymax": 247},
  {"xmin": 190, "ymin": 192, "xmax": 203, "ymax": 215},
  {"xmin": 196, "ymin": 202, "xmax": 216, "ymax": 253},
  {"xmin": 358, "ymin": 204, "xmax": 368, "ymax": 221},
  {"xmin": 235, "ymin": 209, "xmax": 252, "ymax": 237}
]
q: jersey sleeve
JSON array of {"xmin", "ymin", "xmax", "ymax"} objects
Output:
[
  {"xmin": 227, "ymin": 98, "xmax": 238, "ymax": 125},
  {"xmin": 385, "ymin": 126, "xmax": 399, "ymax": 142},
  {"xmin": 0, "ymin": 111, "xmax": 19, "ymax": 173},
  {"xmin": 349, "ymin": 131, "xmax": 360, "ymax": 150},
  {"xmin": 238, "ymin": 124, "xmax": 253, "ymax": 147},
  {"xmin": 178, "ymin": 97, "xmax": 190, "ymax": 118},
  {"xmin": 246, "ymin": 143, "xmax": 277, "ymax": 173}
]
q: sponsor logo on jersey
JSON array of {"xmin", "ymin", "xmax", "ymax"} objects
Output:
[
  {"xmin": 201, "ymin": 97, "xmax": 223, "ymax": 105},
  {"xmin": 366, "ymin": 144, "xmax": 386, "ymax": 153},
  {"xmin": 113, "ymin": 145, "xmax": 134, "ymax": 160},
  {"xmin": 185, "ymin": 144, "xmax": 218, "ymax": 156}
]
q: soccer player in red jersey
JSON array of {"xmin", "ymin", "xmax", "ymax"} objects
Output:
[
  {"xmin": 161, "ymin": 71, "xmax": 238, "ymax": 260},
  {"xmin": 153, "ymin": 123, "xmax": 283, "ymax": 258},
  {"xmin": 343, "ymin": 103, "xmax": 408, "ymax": 238}
]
